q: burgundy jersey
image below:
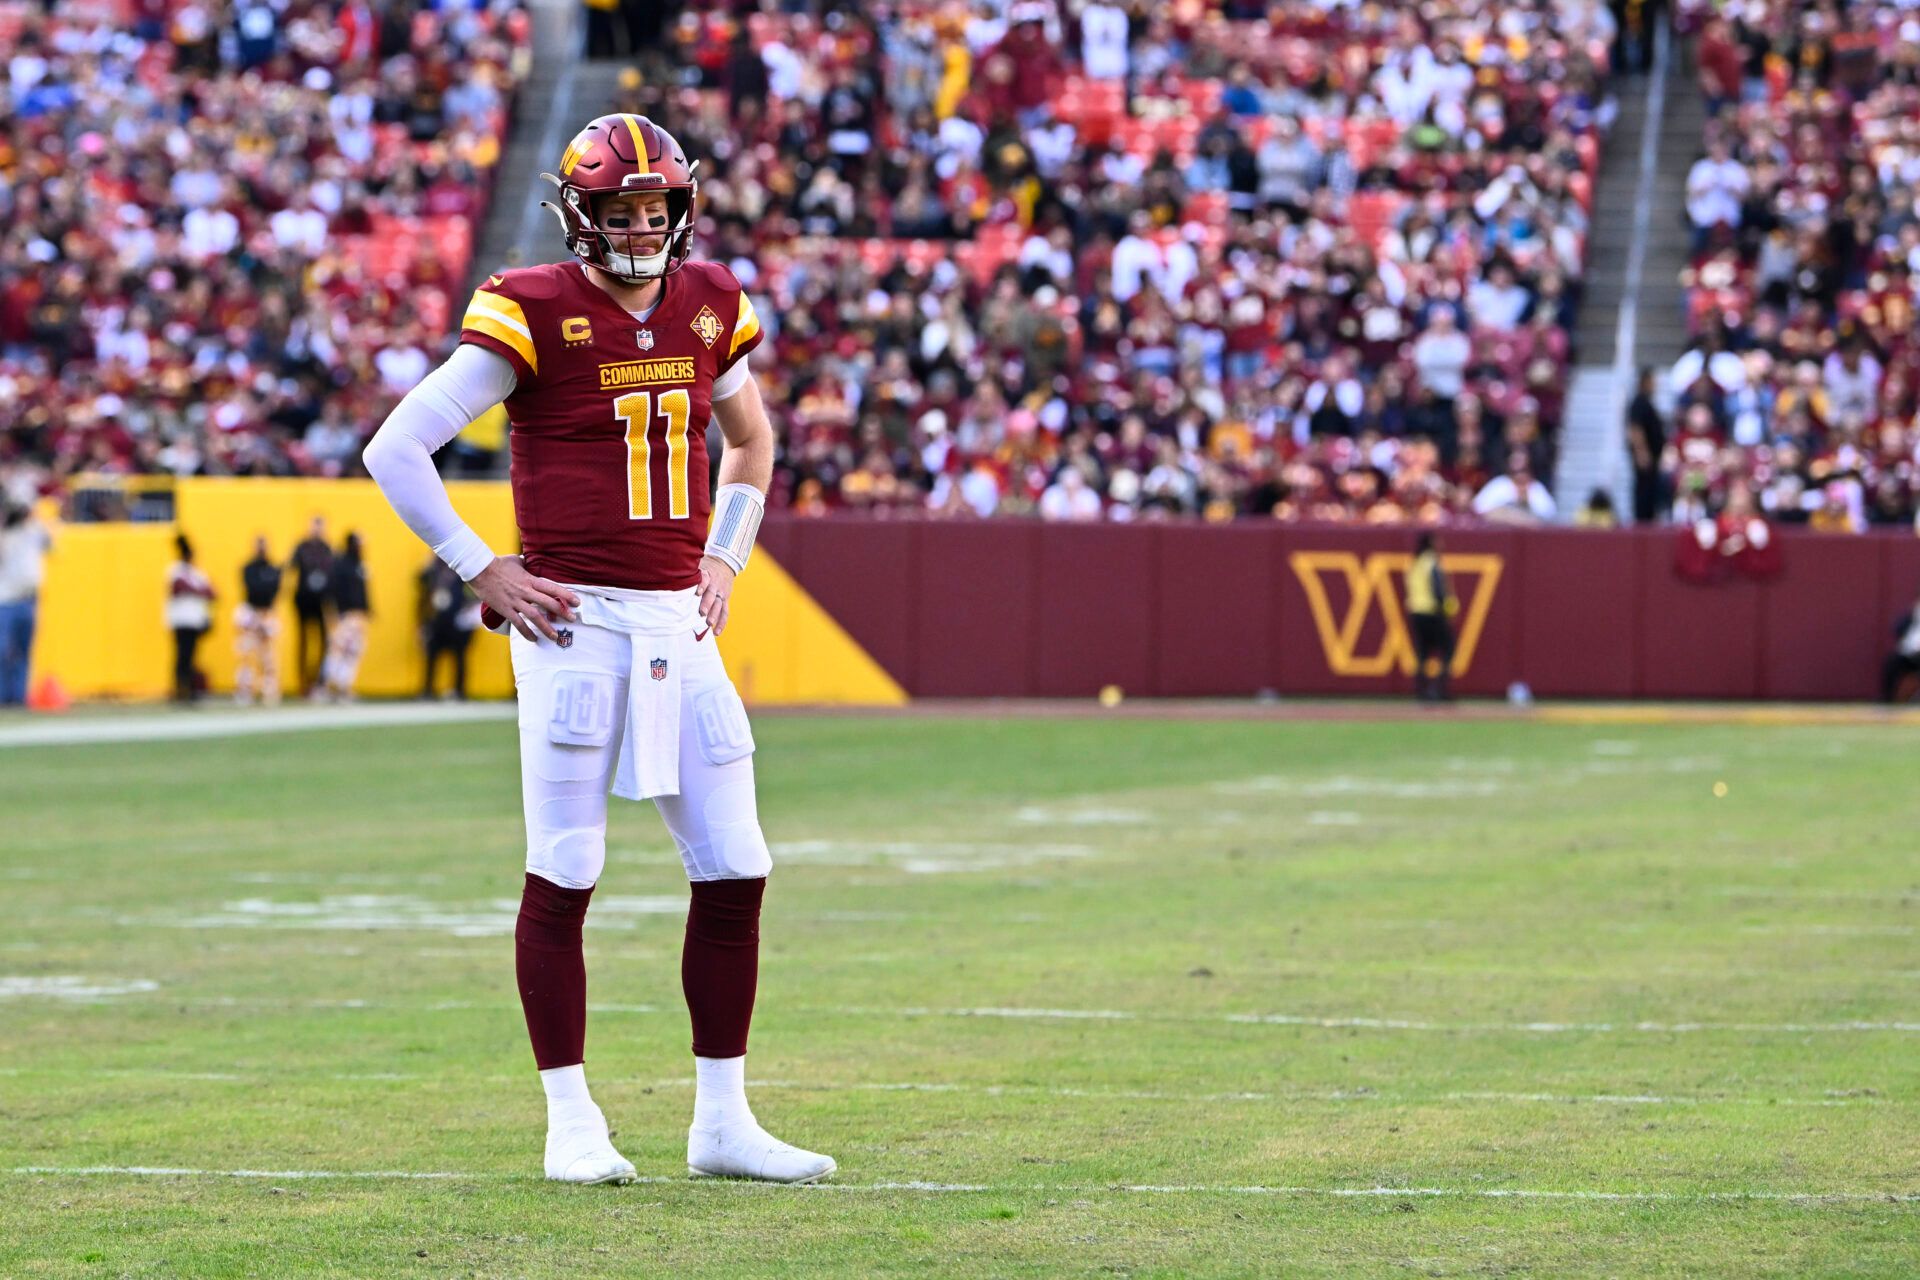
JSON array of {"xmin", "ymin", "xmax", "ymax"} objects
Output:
[{"xmin": 458, "ymin": 259, "xmax": 762, "ymax": 590}]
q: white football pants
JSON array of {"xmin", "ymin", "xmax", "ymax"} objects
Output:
[{"xmin": 510, "ymin": 611, "xmax": 769, "ymax": 890}]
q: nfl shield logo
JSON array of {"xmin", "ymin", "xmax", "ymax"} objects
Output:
[
  {"xmin": 635, "ymin": 328, "xmax": 655, "ymax": 351},
  {"xmin": 650, "ymin": 657, "xmax": 668, "ymax": 681},
  {"xmin": 555, "ymin": 628, "xmax": 574, "ymax": 649}
]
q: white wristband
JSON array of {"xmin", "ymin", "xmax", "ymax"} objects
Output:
[
  {"xmin": 433, "ymin": 527, "xmax": 497, "ymax": 582},
  {"xmin": 704, "ymin": 483, "xmax": 765, "ymax": 575}
]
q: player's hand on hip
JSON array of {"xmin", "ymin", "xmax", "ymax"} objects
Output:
[
  {"xmin": 697, "ymin": 555, "xmax": 734, "ymax": 637},
  {"xmin": 471, "ymin": 555, "xmax": 580, "ymax": 643}
]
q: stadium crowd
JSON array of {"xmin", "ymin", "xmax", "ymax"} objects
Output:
[
  {"xmin": 0, "ymin": 0, "xmax": 529, "ymax": 511},
  {"xmin": 631, "ymin": 0, "xmax": 1619, "ymax": 523},
  {"xmin": 1653, "ymin": 0, "xmax": 1920, "ymax": 532},
  {"xmin": 0, "ymin": 0, "xmax": 1622, "ymax": 526}
]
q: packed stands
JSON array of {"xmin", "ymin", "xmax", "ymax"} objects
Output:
[
  {"xmin": 2, "ymin": 0, "xmax": 1625, "ymax": 528},
  {"xmin": 1664, "ymin": 0, "xmax": 1920, "ymax": 532},
  {"xmin": 0, "ymin": 0, "xmax": 530, "ymax": 510},
  {"xmin": 631, "ymin": 0, "xmax": 1619, "ymax": 523}
]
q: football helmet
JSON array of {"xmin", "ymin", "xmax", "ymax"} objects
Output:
[{"xmin": 541, "ymin": 113, "xmax": 698, "ymax": 283}]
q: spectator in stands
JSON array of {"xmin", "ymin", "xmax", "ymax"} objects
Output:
[
  {"xmin": 1823, "ymin": 341, "xmax": 1884, "ymax": 425},
  {"xmin": 584, "ymin": 0, "xmax": 619, "ymax": 61},
  {"xmin": 1473, "ymin": 453, "xmax": 1559, "ymax": 524},
  {"xmin": 1883, "ymin": 591, "xmax": 1920, "ymax": 704},
  {"xmin": 1079, "ymin": 1, "xmax": 1130, "ymax": 82},
  {"xmin": 235, "ymin": 537, "xmax": 283, "ymax": 707},
  {"xmin": 1686, "ymin": 135, "xmax": 1750, "ymax": 250},
  {"xmin": 291, "ymin": 517, "xmax": 334, "ymax": 696},
  {"xmin": 165, "ymin": 534, "xmax": 215, "ymax": 704},
  {"xmin": 1626, "ymin": 367, "xmax": 1668, "ymax": 522},
  {"xmin": 1695, "ymin": 15, "xmax": 1743, "ymax": 117},
  {"xmin": 1412, "ymin": 308, "xmax": 1471, "ymax": 405},
  {"xmin": 1467, "ymin": 261, "xmax": 1533, "ymax": 333},
  {"xmin": 1039, "ymin": 466, "xmax": 1103, "ymax": 521},
  {"xmin": 0, "ymin": 502, "xmax": 50, "ymax": 707},
  {"xmin": 1575, "ymin": 488, "xmax": 1620, "ymax": 527}
]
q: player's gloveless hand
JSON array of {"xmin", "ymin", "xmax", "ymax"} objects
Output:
[
  {"xmin": 471, "ymin": 555, "xmax": 580, "ymax": 642},
  {"xmin": 697, "ymin": 555, "xmax": 734, "ymax": 638}
]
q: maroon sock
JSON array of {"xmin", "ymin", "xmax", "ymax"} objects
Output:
[
  {"xmin": 682, "ymin": 877, "xmax": 766, "ymax": 1059},
  {"xmin": 515, "ymin": 872, "xmax": 594, "ymax": 1071}
]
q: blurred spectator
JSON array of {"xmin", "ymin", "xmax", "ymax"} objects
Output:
[
  {"xmin": 1039, "ymin": 466, "xmax": 1102, "ymax": 521},
  {"xmin": 1472, "ymin": 453, "xmax": 1558, "ymax": 524},
  {"xmin": 1626, "ymin": 367, "xmax": 1667, "ymax": 522},
  {"xmin": 419, "ymin": 558, "xmax": 478, "ymax": 700},
  {"xmin": 1079, "ymin": 1, "xmax": 1129, "ymax": 81},
  {"xmin": 1412, "ymin": 308, "xmax": 1471, "ymax": 403},
  {"xmin": 320, "ymin": 531, "xmax": 370, "ymax": 702},
  {"xmin": 291, "ymin": 518, "xmax": 334, "ymax": 695},
  {"xmin": 235, "ymin": 536, "xmax": 284, "ymax": 707},
  {"xmin": 165, "ymin": 534, "xmax": 215, "ymax": 703},
  {"xmin": 584, "ymin": 0, "xmax": 619, "ymax": 60},
  {"xmin": 1675, "ymin": 476, "xmax": 1782, "ymax": 582},
  {"xmin": 1883, "ymin": 590, "xmax": 1920, "ymax": 704},
  {"xmin": 1405, "ymin": 531, "xmax": 1456, "ymax": 703},
  {"xmin": 1685, "ymin": 135, "xmax": 1749, "ymax": 247},
  {"xmin": 1574, "ymin": 487, "xmax": 1620, "ymax": 527},
  {"xmin": 1695, "ymin": 15, "xmax": 1743, "ymax": 117},
  {"xmin": 0, "ymin": 502, "xmax": 51, "ymax": 706}
]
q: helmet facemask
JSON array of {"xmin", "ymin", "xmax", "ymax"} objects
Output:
[{"xmin": 541, "ymin": 171, "xmax": 698, "ymax": 285}]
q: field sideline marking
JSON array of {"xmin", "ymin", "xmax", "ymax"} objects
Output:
[
  {"xmin": 0, "ymin": 1068, "xmax": 1893, "ymax": 1108},
  {"xmin": 7, "ymin": 1167, "xmax": 1914, "ymax": 1204},
  {"xmin": 0, "ymin": 702, "xmax": 515, "ymax": 749}
]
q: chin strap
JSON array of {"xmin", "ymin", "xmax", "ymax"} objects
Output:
[{"xmin": 704, "ymin": 484, "xmax": 765, "ymax": 575}]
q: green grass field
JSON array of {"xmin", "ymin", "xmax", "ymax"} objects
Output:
[{"xmin": 1, "ymin": 709, "xmax": 1916, "ymax": 1277}]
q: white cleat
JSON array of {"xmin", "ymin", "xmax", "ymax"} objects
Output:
[
  {"xmin": 688, "ymin": 1123, "xmax": 836, "ymax": 1184},
  {"xmin": 544, "ymin": 1111, "xmax": 636, "ymax": 1185}
]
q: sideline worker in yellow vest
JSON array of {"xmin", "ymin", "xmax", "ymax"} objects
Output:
[{"xmin": 1405, "ymin": 533, "xmax": 1458, "ymax": 703}]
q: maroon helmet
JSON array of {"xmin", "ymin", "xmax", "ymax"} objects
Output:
[{"xmin": 540, "ymin": 113, "xmax": 698, "ymax": 282}]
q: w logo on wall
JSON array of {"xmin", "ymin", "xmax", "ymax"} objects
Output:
[{"xmin": 1289, "ymin": 552, "xmax": 1504, "ymax": 678}]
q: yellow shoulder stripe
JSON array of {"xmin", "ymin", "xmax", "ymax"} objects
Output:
[
  {"xmin": 463, "ymin": 289, "xmax": 537, "ymax": 373},
  {"xmin": 730, "ymin": 293, "xmax": 761, "ymax": 359}
]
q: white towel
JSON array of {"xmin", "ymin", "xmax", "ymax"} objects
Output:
[
  {"xmin": 565, "ymin": 587, "xmax": 697, "ymax": 801},
  {"xmin": 612, "ymin": 630, "xmax": 683, "ymax": 800}
]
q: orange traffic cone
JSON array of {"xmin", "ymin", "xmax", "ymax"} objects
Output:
[{"xmin": 27, "ymin": 675, "xmax": 70, "ymax": 712}]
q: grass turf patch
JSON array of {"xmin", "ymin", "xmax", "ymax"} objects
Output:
[{"xmin": 1, "ymin": 713, "xmax": 1915, "ymax": 1276}]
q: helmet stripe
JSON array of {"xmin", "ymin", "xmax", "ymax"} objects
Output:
[{"xmin": 621, "ymin": 114, "xmax": 651, "ymax": 176}]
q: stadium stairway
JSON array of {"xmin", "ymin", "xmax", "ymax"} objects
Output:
[
  {"xmin": 468, "ymin": 0, "xmax": 629, "ymax": 286},
  {"xmin": 1556, "ymin": 26, "xmax": 1700, "ymax": 521}
]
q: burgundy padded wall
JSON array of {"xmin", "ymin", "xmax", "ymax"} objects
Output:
[{"xmin": 763, "ymin": 517, "xmax": 1912, "ymax": 702}]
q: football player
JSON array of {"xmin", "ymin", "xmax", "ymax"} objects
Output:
[{"xmin": 365, "ymin": 114, "xmax": 833, "ymax": 1185}]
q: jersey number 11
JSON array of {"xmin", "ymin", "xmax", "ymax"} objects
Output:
[{"xmin": 616, "ymin": 389, "xmax": 692, "ymax": 521}]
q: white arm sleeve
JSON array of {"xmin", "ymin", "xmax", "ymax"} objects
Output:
[
  {"xmin": 362, "ymin": 343, "xmax": 518, "ymax": 581},
  {"xmin": 711, "ymin": 349, "xmax": 751, "ymax": 402}
]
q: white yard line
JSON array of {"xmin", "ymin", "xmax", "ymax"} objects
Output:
[
  {"xmin": 7, "ymin": 1166, "xmax": 1913, "ymax": 1203},
  {"xmin": 16, "ymin": 991, "xmax": 1918, "ymax": 1034},
  {"xmin": 923, "ymin": 1007, "xmax": 1920, "ymax": 1035},
  {"xmin": 0, "ymin": 702, "xmax": 514, "ymax": 749},
  {"xmin": 3, "ymin": 1068, "xmax": 1893, "ymax": 1109}
]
